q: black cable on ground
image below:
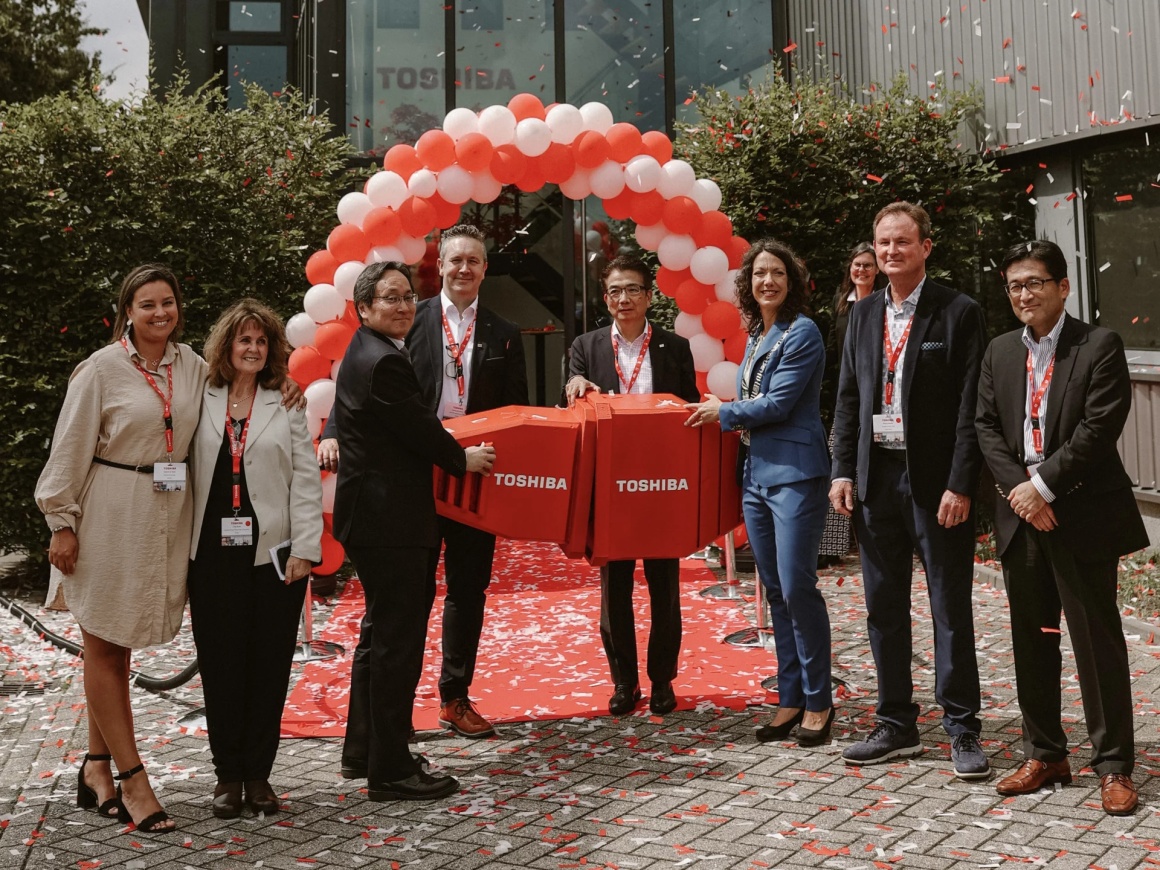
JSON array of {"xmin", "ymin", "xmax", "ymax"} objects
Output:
[{"xmin": 0, "ymin": 592, "xmax": 199, "ymax": 692}]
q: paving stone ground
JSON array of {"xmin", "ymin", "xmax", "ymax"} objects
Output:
[{"xmin": 2, "ymin": 556, "xmax": 1160, "ymax": 870}]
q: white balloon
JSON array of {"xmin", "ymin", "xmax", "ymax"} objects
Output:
[
  {"xmin": 397, "ymin": 234, "xmax": 427, "ymax": 264},
  {"xmin": 436, "ymin": 165, "xmax": 474, "ymax": 204},
  {"xmin": 407, "ymin": 168, "xmax": 437, "ymax": 199},
  {"xmin": 337, "ymin": 191, "xmax": 374, "ymax": 226},
  {"xmin": 673, "ymin": 311, "xmax": 704, "ymax": 339},
  {"xmin": 305, "ymin": 378, "xmax": 337, "ymax": 420},
  {"xmin": 657, "ymin": 234, "xmax": 696, "ymax": 271},
  {"xmin": 303, "ymin": 283, "xmax": 345, "ymax": 323},
  {"xmin": 320, "ymin": 470, "xmax": 337, "ymax": 512},
  {"xmin": 634, "ymin": 221, "xmax": 666, "ymax": 251},
  {"xmin": 558, "ymin": 167, "xmax": 592, "ymax": 200},
  {"xmin": 689, "ymin": 333, "xmax": 726, "ymax": 372},
  {"xmin": 715, "ymin": 269, "xmax": 739, "ymax": 302},
  {"xmin": 657, "ymin": 159, "xmax": 696, "ymax": 199},
  {"xmin": 442, "ymin": 107, "xmax": 479, "ymax": 141},
  {"xmin": 545, "ymin": 103, "xmax": 584, "ymax": 144},
  {"xmin": 367, "ymin": 245, "xmax": 405, "ymax": 263},
  {"xmin": 624, "ymin": 155, "xmax": 662, "ymax": 193},
  {"xmin": 706, "ymin": 361, "xmax": 740, "ymax": 400},
  {"xmin": 366, "ymin": 171, "xmax": 409, "ymax": 210},
  {"xmin": 690, "ymin": 246, "xmax": 730, "ymax": 285},
  {"xmin": 331, "ymin": 358, "xmax": 343, "ymax": 381},
  {"xmin": 514, "ymin": 118, "xmax": 552, "ymax": 157},
  {"xmin": 589, "ymin": 160, "xmax": 626, "ymax": 199},
  {"xmin": 689, "ymin": 177, "xmax": 723, "ymax": 212},
  {"xmin": 478, "ymin": 104, "xmax": 517, "ymax": 146},
  {"xmin": 286, "ymin": 312, "xmax": 318, "ymax": 348},
  {"xmin": 471, "ymin": 170, "xmax": 503, "ymax": 203},
  {"xmin": 308, "ymin": 414, "xmax": 323, "ymax": 440},
  {"xmin": 332, "ymin": 260, "xmax": 364, "ymax": 301},
  {"xmin": 579, "ymin": 101, "xmax": 614, "ymax": 134}
]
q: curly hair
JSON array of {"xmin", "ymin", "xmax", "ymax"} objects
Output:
[
  {"xmin": 109, "ymin": 263, "xmax": 184, "ymax": 344},
  {"xmin": 734, "ymin": 239, "xmax": 810, "ymax": 333},
  {"xmin": 203, "ymin": 298, "xmax": 290, "ymax": 390}
]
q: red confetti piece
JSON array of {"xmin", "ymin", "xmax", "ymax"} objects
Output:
[
  {"xmin": 1116, "ymin": 194, "xmax": 1133, "ymax": 202},
  {"xmin": 866, "ymin": 174, "xmax": 883, "ymax": 183},
  {"xmin": 994, "ymin": 76, "xmax": 1012, "ymax": 84},
  {"xmin": 783, "ymin": 42, "xmax": 798, "ymax": 53},
  {"xmin": 1041, "ymin": 627, "xmax": 1062, "ymax": 634}
]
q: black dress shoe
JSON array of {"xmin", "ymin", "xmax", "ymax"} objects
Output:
[
  {"xmin": 212, "ymin": 781, "xmax": 243, "ymax": 819},
  {"xmin": 608, "ymin": 684, "xmax": 642, "ymax": 716},
  {"xmin": 649, "ymin": 682, "xmax": 677, "ymax": 715},
  {"xmin": 795, "ymin": 707, "xmax": 836, "ymax": 748},
  {"xmin": 367, "ymin": 771, "xmax": 459, "ymax": 802},
  {"xmin": 243, "ymin": 779, "xmax": 280, "ymax": 815},
  {"xmin": 756, "ymin": 707, "xmax": 805, "ymax": 742}
]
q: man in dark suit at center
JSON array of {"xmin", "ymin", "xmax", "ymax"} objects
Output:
[
  {"xmin": 830, "ymin": 202, "xmax": 989, "ymax": 779},
  {"xmin": 976, "ymin": 239, "xmax": 1147, "ymax": 815},
  {"xmin": 564, "ymin": 255, "xmax": 699, "ymax": 717}
]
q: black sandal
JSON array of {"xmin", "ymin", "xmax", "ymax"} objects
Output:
[
  {"xmin": 76, "ymin": 753, "xmax": 122, "ymax": 818},
  {"xmin": 114, "ymin": 763, "xmax": 175, "ymax": 833}
]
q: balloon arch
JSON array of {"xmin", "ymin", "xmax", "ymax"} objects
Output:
[{"xmin": 288, "ymin": 94, "xmax": 752, "ymax": 573}]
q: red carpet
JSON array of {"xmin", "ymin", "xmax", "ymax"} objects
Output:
[{"xmin": 281, "ymin": 539, "xmax": 775, "ymax": 737}]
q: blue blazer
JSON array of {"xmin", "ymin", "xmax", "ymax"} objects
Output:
[{"xmin": 719, "ymin": 315, "xmax": 829, "ymax": 489}]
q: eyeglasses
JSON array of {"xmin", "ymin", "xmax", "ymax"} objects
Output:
[
  {"xmin": 445, "ymin": 344, "xmax": 464, "ymax": 380},
  {"xmin": 1004, "ymin": 278, "xmax": 1056, "ymax": 298},
  {"xmin": 373, "ymin": 293, "xmax": 418, "ymax": 307},
  {"xmin": 606, "ymin": 285, "xmax": 648, "ymax": 300}
]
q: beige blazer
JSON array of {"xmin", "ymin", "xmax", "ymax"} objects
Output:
[{"xmin": 190, "ymin": 384, "xmax": 323, "ymax": 565}]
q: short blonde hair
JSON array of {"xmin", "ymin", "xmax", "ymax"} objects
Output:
[{"xmin": 204, "ymin": 299, "xmax": 290, "ymax": 389}]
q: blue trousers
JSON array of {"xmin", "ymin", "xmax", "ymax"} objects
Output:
[{"xmin": 742, "ymin": 473, "xmax": 831, "ymax": 711}]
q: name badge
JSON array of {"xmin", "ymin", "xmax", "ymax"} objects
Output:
[
  {"xmin": 221, "ymin": 516, "xmax": 254, "ymax": 546},
  {"xmin": 443, "ymin": 399, "xmax": 466, "ymax": 419},
  {"xmin": 871, "ymin": 413, "xmax": 905, "ymax": 445},
  {"xmin": 153, "ymin": 462, "xmax": 187, "ymax": 492}
]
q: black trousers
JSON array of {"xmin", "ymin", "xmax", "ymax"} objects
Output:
[
  {"xmin": 853, "ymin": 450, "xmax": 982, "ymax": 736},
  {"xmin": 1003, "ymin": 524, "xmax": 1134, "ymax": 775},
  {"xmin": 188, "ymin": 560, "xmax": 305, "ymax": 782},
  {"xmin": 598, "ymin": 558, "xmax": 682, "ymax": 688},
  {"xmin": 343, "ymin": 545, "xmax": 437, "ymax": 783},
  {"xmin": 434, "ymin": 517, "xmax": 496, "ymax": 703}
]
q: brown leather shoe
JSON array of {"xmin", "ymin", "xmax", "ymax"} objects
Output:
[
  {"xmin": 438, "ymin": 698, "xmax": 496, "ymax": 738},
  {"xmin": 995, "ymin": 759, "xmax": 1072, "ymax": 795},
  {"xmin": 1100, "ymin": 773, "xmax": 1139, "ymax": 816}
]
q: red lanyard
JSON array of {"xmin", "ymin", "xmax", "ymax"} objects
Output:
[
  {"xmin": 612, "ymin": 324, "xmax": 653, "ymax": 394},
  {"xmin": 882, "ymin": 308, "xmax": 914, "ymax": 406},
  {"xmin": 122, "ymin": 338, "xmax": 175, "ymax": 455},
  {"xmin": 225, "ymin": 403, "xmax": 253, "ymax": 512},
  {"xmin": 441, "ymin": 310, "xmax": 476, "ymax": 399},
  {"xmin": 1026, "ymin": 349, "xmax": 1056, "ymax": 455}
]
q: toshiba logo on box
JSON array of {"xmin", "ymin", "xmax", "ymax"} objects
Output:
[
  {"xmin": 493, "ymin": 474, "xmax": 568, "ymax": 490},
  {"xmin": 615, "ymin": 479, "xmax": 690, "ymax": 493}
]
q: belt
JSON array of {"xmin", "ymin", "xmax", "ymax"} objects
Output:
[{"xmin": 92, "ymin": 456, "xmax": 183, "ymax": 474}]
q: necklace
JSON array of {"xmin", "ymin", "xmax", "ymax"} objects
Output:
[{"xmin": 229, "ymin": 391, "xmax": 254, "ymax": 409}]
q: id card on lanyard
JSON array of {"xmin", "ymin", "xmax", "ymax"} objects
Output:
[
  {"xmin": 442, "ymin": 310, "xmax": 475, "ymax": 419},
  {"xmin": 222, "ymin": 406, "xmax": 254, "ymax": 546},
  {"xmin": 1027, "ymin": 349, "xmax": 1055, "ymax": 457},
  {"xmin": 876, "ymin": 307, "xmax": 914, "ymax": 445},
  {"xmin": 122, "ymin": 338, "xmax": 186, "ymax": 492}
]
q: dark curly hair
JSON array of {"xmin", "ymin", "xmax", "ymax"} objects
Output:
[{"xmin": 734, "ymin": 239, "xmax": 810, "ymax": 333}]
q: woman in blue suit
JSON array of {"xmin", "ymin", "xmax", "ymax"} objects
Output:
[{"xmin": 687, "ymin": 239, "xmax": 834, "ymax": 746}]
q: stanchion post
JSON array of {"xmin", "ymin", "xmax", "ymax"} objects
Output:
[
  {"xmin": 700, "ymin": 530, "xmax": 755, "ymax": 599},
  {"xmin": 723, "ymin": 567, "xmax": 775, "ymax": 648},
  {"xmin": 292, "ymin": 580, "xmax": 345, "ymax": 662}
]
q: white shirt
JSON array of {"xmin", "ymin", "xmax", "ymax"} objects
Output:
[
  {"xmin": 610, "ymin": 321, "xmax": 653, "ymax": 395},
  {"xmin": 1021, "ymin": 311, "xmax": 1067, "ymax": 503},
  {"xmin": 437, "ymin": 290, "xmax": 478, "ymax": 420}
]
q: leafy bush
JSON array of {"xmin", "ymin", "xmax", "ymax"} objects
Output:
[{"xmin": 0, "ymin": 79, "xmax": 356, "ymax": 560}]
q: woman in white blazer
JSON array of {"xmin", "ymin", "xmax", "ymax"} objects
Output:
[{"xmin": 189, "ymin": 299, "xmax": 323, "ymax": 819}]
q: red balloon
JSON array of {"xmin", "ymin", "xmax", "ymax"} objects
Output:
[
  {"xmin": 537, "ymin": 142, "xmax": 575, "ymax": 184},
  {"xmin": 383, "ymin": 144, "xmax": 422, "ymax": 180},
  {"xmin": 675, "ymin": 278, "xmax": 714, "ymax": 315},
  {"xmin": 426, "ymin": 193, "xmax": 461, "ymax": 229},
  {"xmin": 702, "ymin": 300, "xmax": 742, "ymax": 340},
  {"xmin": 454, "ymin": 132, "xmax": 494, "ymax": 172},
  {"xmin": 629, "ymin": 190, "xmax": 665, "ymax": 226},
  {"xmin": 723, "ymin": 328, "xmax": 748, "ymax": 363},
  {"xmin": 314, "ymin": 321, "xmax": 356, "ymax": 360},
  {"xmin": 602, "ymin": 188, "xmax": 634, "ymax": 221},
  {"xmin": 397, "ymin": 197, "xmax": 437, "ymax": 238},
  {"xmin": 289, "ymin": 346, "xmax": 332, "ymax": 389},
  {"xmin": 305, "ymin": 249, "xmax": 339, "ymax": 286},
  {"xmin": 515, "ymin": 159, "xmax": 547, "ymax": 193},
  {"xmin": 641, "ymin": 130, "xmax": 673, "ymax": 164},
  {"xmin": 727, "ymin": 235, "xmax": 751, "ymax": 270},
  {"xmin": 415, "ymin": 129, "xmax": 456, "ymax": 171},
  {"xmin": 606, "ymin": 122, "xmax": 644, "ymax": 163},
  {"xmin": 489, "ymin": 144, "xmax": 527, "ymax": 185},
  {"xmin": 695, "ymin": 370, "xmax": 709, "ymax": 398},
  {"xmin": 316, "ymin": 532, "xmax": 345, "ymax": 575},
  {"xmin": 341, "ymin": 300, "xmax": 361, "ymax": 329},
  {"xmin": 322, "ymin": 511, "xmax": 333, "ymax": 534},
  {"xmin": 363, "ymin": 207, "xmax": 401, "ymax": 247},
  {"xmin": 508, "ymin": 93, "xmax": 546, "ymax": 121},
  {"xmin": 656, "ymin": 266, "xmax": 690, "ymax": 298},
  {"xmin": 573, "ymin": 131, "xmax": 610, "ymax": 168},
  {"xmin": 693, "ymin": 210, "xmax": 734, "ymax": 250},
  {"xmin": 327, "ymin": 224, "xmax": 370, "ymax": 263},
  {"xmin": 662, "ymin": 195, "xmax": 702, "ymax": 235}
]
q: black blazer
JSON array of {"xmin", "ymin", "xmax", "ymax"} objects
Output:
[
  {"xmin": 975, "ymin": 315, "xmax": 1148, "ymax": 561},
  {"xmin": 567, "ymin": 323, "xmax": 699, "ymax": 403},
  {"xmin": 831, "ymin": 279, "xmax": 986, "ymax": 511},
  {"xmin": 331, "ymin": 326, "xmax": 467, "ymax": 549}
]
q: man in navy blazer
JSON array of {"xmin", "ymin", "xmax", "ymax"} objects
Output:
[
  {"xmin": 565, "ymin": 255, "xmax": 698, "ymax": 717},
  {"xmin": 830, "ymin": 202, "xmax": 989, "ymax": 778}
]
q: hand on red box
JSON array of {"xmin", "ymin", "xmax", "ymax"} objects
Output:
[
  {"xmin": 465, "ymin": 443, "xmax": 496, "ymax": 475},
  {"xmin": 684, "ymin": 394, "xmax": 722, "ymax": 427}
]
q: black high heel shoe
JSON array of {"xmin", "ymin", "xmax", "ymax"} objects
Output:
[
  {"xmin": 76, "ymin": 753, "xmax": 122, "ymax": 818},
  {"xmin": 115, "ymin": 763, "xmax": 175, "ymax": 833},
  {"xmin": 756, "ymin": 708, "xmax": 805, "ymax": 742},
  {"xmin": 795, "ymin": 707, "xmax": 836, "ymax": 748}
]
